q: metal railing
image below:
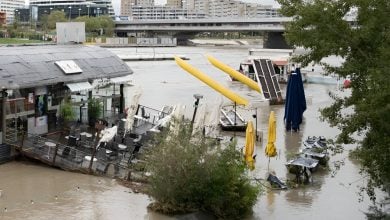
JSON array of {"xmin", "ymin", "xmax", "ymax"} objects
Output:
[
  {"xmin": 134, "ymin": 104, "xmax": 170, "ymax": 126},
  {"xmin": 5, "ymin": 98, "xmax": 34, "ymax": 118},
  {"xmin": 19, "ymin": 133, "xmax": 135, "ymax": 179}
]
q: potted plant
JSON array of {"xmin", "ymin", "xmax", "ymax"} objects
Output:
[
  {"xmin": 59, "ymin": 98, "xmax": 75, "ymax": 129},
  {"xmin": 88, "ymin": 98, "xmax": 102, "ymax": 127}
]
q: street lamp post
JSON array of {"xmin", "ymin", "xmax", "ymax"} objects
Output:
[
  {"xmin": 252, "ymin": 108, "xmax": 258, "ymax": 141},
  {"xmin": 87, "ymin": 5, "xmax": 90, "ymax": 17},
  {"xmin": 191, "ymin": 94, "xmax": 203, "ymax": 126},
  {"xmin": 97, "ymin": 7, "xmax": 100, "ymax": 17},
  {"xmin": 68, "ymin": 6, "xmax": 72, "ymax": 21},
  {"xmin": 78, "ymin": 8, "xmax": 81, "ymax": 17},
  {"xmin": 15, "ymin": 9, "xmax": 19, "ymax": 23}
]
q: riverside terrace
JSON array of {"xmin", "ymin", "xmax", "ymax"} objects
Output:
[
  {"xmin": 0, "ymin": 45, "xmax": 141, "ymax": 173},
  {"xmin": 0, "ymin": 44, "xmax": 175, "ymax": 177},
  {"xmin": 16, "ymin": 104, "xmax": 171, "ymax": 179},
  {"xmin": 0, "ymin": 45, "xmax": 132, "ymax": 144}
]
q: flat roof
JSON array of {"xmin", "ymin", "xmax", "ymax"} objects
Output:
[{"xmin": 0, "ymin": 45, "xmax": 133, "ymax": 89}]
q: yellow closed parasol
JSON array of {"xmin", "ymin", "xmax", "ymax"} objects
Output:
[
  {"xmin": 244, "ymin": 121, "xmax": 256, "ymax": 170},
  {"xmin": 265, "ymin": 111, "xmax": 277, "ymax": 170}
]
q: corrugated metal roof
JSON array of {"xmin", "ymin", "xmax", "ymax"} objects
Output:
[{"xmin": 0, "ymin": 45, "xmax": 133, "ymax": 89}]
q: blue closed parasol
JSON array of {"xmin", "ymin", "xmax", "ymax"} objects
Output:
[{"xmin": 284, "ymin": 68, "xmax": 306, "ymax": 131}]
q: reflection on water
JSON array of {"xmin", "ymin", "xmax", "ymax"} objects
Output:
[
  {"xmin": 0, "ymin": 46, "xmax": 379, "ymax": 220},
  {"xmin": 284, "ymin": 131, "xmax": 304, "ymax": 156}
]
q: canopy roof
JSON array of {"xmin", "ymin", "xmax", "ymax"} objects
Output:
[{"xmin": 0, "ymin": 45, "xmax": 133, "ymax": 89}]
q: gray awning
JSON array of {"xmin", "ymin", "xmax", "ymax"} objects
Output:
[
  {"xmin": 110, "ymin": 75, "xmax": 134, "ymax": 84},
  {"xmin": 66, "ymin": 82, "xmax": 93, "ymax": 92}
]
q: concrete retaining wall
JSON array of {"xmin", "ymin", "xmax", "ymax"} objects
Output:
[{"xmin": 104, "ymin": 37, "xmax": 177, "ymax": 46}]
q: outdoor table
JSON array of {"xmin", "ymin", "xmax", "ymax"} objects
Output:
[
  {"xmin": 118, "ymin": 144, "xmax": 127, "ymax": 159},
  {"xmin": 85, "ymin": 133, "xmax": 93, "ymax": 141},
  {"xmin": 45, "ymin": 141, "xmax": 56, "ymax": 159},
  {"xmin": 83, "ymin": 156, "xmax": 98, "ymax": 170},
  {"xmin": 118, "ymin": 144, "xmax": 127, "ymax": 150},
  {"xmin": 80, "ymin": 132, "xmax": 87, "ymax": 142},
  {"xmin": 84, "ymin": 155, "xmax": 97, "ymax": 162}
]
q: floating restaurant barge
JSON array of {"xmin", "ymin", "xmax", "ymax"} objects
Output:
[{"xmin": 0, "ymin": 45, "xmax": 156, "ymax": 178}]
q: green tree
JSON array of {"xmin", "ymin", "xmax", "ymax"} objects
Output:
[
  {"xmin": 97, "ymin": 16, "xmax": 114, "ymax": 36},
  {"xmin": 74, "ymin": 16, "xmax": 99, "ymax": 33},
  {"xmin": 40, "ymin": 14, "xmax": 49, "ymax": 32},
  {"xmin": 87, "ymin": 98, "xmax": 102, "ymax": 126},
  {"xmin": 145, "ymin": 118, "xmax": 260, "ymax": 219},
  {"xmin": 74, "ymin": 15, "xmax": 114, "ymax": 36},
  {"xmin": 47, "ymin": 11, "xmax": 67, "ymax": 29},
  {"xmin": 277, "ymin": 0, "xmax": 389, "ymax": 204}
]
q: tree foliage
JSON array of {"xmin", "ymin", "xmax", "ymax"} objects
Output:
[
  {"xmin": 47, "ymin": 11, "xmax": 67, "ymax": 29},
  {"xmin": 145, "ymin": 118, "xmax": 260, "ymax": 219},
  {"xmin": 277, "ymin": 0, "xmax": 390, "ymax": 203},
  {"xmin": 74, "ymin": 15, "xmax": 114, "ymax": 36},
  {"xmin": 88, "ymin": 98, "xmax": 102, "ymax": 119},
  {"xmin": 59, "ymin": 99, "xmax": 75, "ymax": 123}
]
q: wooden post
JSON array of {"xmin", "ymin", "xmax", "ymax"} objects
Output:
[
  {"xmin": 20, "ymin": 131, "xmax": 25, "ymax": 151},
  {"xmin": 2, "ymin": 89, "xmax": 7, "ymax": 144},
  {"xmin": 88, "ymin": 131, "xmax": 100, "ymax": 173},
  {"xmin": 119, "ymin": 84, "xmax": 124, "ymax": 114},
  {"xmin": 234, "ymin": 102, "xmax": 237, "ymax": 137}
]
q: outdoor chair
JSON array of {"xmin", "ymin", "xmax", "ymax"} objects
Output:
[
  {"xmin": 96, "ymin": 147, "xmax": 107, "ymax": 160},
  {"xmin": 80, "ymin": 133, "xmax": 86, "ymax": 142},
  {"xmin": 132, "ymin": 142, "xmax": 143, "ymax": 158},
  {"xmin": 111, "ymin": 142, "xmax": 119, "ymax": 151},
  {"xmin": 62, "ymin": 147, "xmax": 71, "ymax": 158},
  {"xmin": 118, "ymin": 119, "xmax": 126, "ymax": 130},
  {"xmin": 114, "ymin": 135, "xmax": 123, "ymax": 144},
  {"xmin": 127, "ymin": 133, "xmax": 138, "ymax": 139},
  {"xmin": 141, "ymin": 107, "xmax": 150, "ymax": 119},
  {"xmin": 105, "ymin": 141, "xmax": 113, "ymax": 150},
  {"xmin": 68, "ymin": 136, "xmax": 77, "ymax": 147},
  {"xmin": 124, "ymin": 137, "xmax": 134, "ymax": 146}
]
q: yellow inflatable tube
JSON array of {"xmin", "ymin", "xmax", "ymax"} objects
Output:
[
  {"xmin": 206, "ymin": 55, "xmax": 261, "ymax": 93},
  {"xmin": 175, "ymin": 56, "xmax": 248, "ymax": 106}
]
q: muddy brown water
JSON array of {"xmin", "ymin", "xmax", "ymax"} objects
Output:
[{"xmin": 0, "ymin": 46, "xmax": 378, "ymax": 219}]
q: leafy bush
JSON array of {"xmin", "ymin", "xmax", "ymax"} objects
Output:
[
  {"xmin": 88, "ymin": 98, "xmax": 102, "ymax": 121},
  {"xmin": 145, "ymin": 118, "xmax": 260, "ymax": 219},
  {"xmin": 59, "ymin": 99, "xmax": 75, "ymax": 123}
]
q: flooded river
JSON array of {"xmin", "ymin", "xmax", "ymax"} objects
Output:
[{"xmin": 0, "ymin": 46, "xmax": 376, "ymax": 219}]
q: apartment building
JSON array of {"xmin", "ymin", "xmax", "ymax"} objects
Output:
[{"xmin": 0, "ymin": 0, "xmax": 25, "ymax": 24}]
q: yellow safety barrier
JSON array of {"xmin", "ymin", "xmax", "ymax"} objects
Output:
[
  {"xmin": 175, "ymin": 56, "xmax": 248, "ymax": 106},
  {"xmin": 206, "ymin": 55, "xmax": 261, "ymax": 93}
]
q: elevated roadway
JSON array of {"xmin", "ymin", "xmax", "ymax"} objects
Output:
[
  {"xmin": 115, "ymin": 17, "xmax": 292, "ymax": 33},
  {"xmin": 114, "ymin": 17, "xmax": 293, "ymax": 48}
]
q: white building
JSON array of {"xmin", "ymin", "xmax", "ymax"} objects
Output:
[
  {"xmin": 130, "ymin": 5, "xmax": 205, "ymax": 20},
  {"xmin": 121, "ymin": 0, "xmax": 155, "ymax": 17},
  {"xmin": 0, "ymin": 0, "xmax": 25, "ymax": 24},
  {"xmin": 120, "ymin": 0, "xmax": 280, "ymax": 19},
  {"xmin": 195, "ymin": 0, "xmax": 280, "ymax": 18}
]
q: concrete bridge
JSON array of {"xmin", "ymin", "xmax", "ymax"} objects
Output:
[{"xmin": 114, "ymin": 17, "xmax": 293, "ymax": 48}]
